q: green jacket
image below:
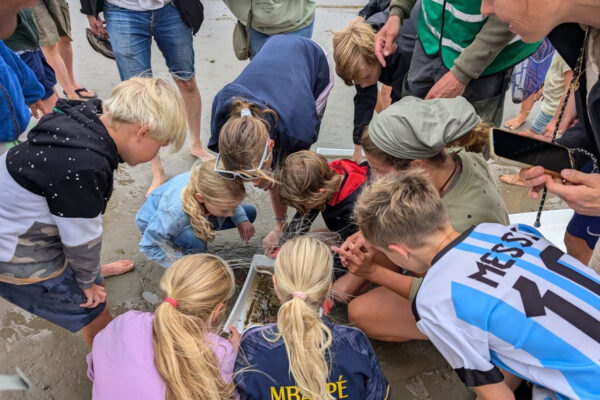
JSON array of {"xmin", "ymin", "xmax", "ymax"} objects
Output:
[
  {"xmin": 223, "ymin": 0, "xmax": 315, "ymax": 36},
  {"xmin": 390, "ymin": 0, "xmax": 537, "ymax": 84}
]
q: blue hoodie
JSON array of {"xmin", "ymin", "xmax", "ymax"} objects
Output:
[
  {"xmin": 0, "ymin": 40, "xmax": 44, "ymax": 142},
  {"xmin": 209, "ymin": 36, "xmax": 331, "ymax": 160}
]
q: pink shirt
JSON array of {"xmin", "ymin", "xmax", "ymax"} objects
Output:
[{"xmin": 87, "ymin": 311, "xmax": 237, "ymax": 400}]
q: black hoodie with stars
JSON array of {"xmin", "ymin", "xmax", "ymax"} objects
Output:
[{"xmin": 0, "ymin": 99, "xmax": 120, "ymax": 289}]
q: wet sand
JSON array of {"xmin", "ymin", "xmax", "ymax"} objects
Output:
[{"xmin": 0, "ymin": 1, "xmax": 564, "ymax": 398}]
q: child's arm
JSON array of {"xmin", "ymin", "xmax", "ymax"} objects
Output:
[
  {"xmin": 332, "ymin": 242, "xmax": 414, "ymax": 299},
  {"xmin": 473, "ymin": 382, "xmax": 515, "ymax": 400}
]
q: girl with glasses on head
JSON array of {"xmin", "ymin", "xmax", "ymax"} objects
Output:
[
  {"xmin": 209, "ymin": 35, "xmax": 334, "ymax": 257},
  {"xmin": 135, "ymin": 160, "xmax": 257, "ymax": 268}
]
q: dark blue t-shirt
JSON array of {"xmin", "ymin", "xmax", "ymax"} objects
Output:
[{"xmin": 234, "ymin": 322, "xmax": 390, "ymax": 400}]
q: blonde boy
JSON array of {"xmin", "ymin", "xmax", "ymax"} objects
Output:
[
  {"xmin": 332, "ymin": 20, "xmax": 416, "ymax": 162},
  {"xmin": 353, "ymin": 171, "xmax": 600, "ymax": 400},
  {"xmin": 0, "ymin": 77, "xmax": 185, "ymax": 346}
]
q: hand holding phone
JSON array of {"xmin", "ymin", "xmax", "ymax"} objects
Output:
[{"xmin": 490, "ymin": 128, "xmax": 573, "ymax": 177}]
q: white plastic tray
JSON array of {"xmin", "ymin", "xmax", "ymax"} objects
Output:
[
  {"xmin": 223, "ymin": 254, "xmax": 275, "ymax": 333},
  {"xmin": 508, "ymin": 208, "xmax": 573, "ymax": 252}
]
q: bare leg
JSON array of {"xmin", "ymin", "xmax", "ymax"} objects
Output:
[
  {"xmin": 352, "ymin": 144, "xmax": 363, "ymax": 164},
  {"xmin": 504, "ymin": 91, "xmax": 538, "ymax": 130},
  {"xmin": 146, "ymin": 156, "xmax": 167, "ymax": 197},
  {"xmin": 375, "ymin": 84, "xmax": 393, "ymax": 113},
  {"xmin": 173, "ymin": 77, "xmax": 213, "ymax": 160},
  {"xmin": 101, "ymin": 259, "xmax": 134, "ymax": 277},
  {"xmin": 564, "ymin": 231, "xmax": 593, "ymax": 265},
  {"xmin": 81, "ymin": 304, "xmax": 112, "ymax": 347},
  {"xmin": 57, "ymin": 35, "xmax": 94, "ymax": 98},
  {"xmin": 332, "ymin": 272, "xmax": 370, "ymax": 303},
  {"xmin": 348, "ymin": 286, "xmax": 428, "ymax": 342},
  {"xmin": 41, "ymin": 42, "xmax": 79, "ymax": 100}
]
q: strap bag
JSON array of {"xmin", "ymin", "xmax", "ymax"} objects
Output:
[
  {"xmin": 173, "ymin": 0, "xmax": 204, "ymax": 35},
  {"xmin": 232, "ymin": 2, "xmax": 253, "ymax": 60}
]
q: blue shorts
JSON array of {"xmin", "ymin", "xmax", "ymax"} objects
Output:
[
  {"xmin": 104, "ymin": 1, "xmax": 195, "ymax": 81},
  {"xmin": 567, "ymin": 213, "xmax": 600, "ymax": 250},
  {"xmin": 0, "ymin": 265, "xmax": 105, "ymax": 332},
  {"xmin": 19, "ymin": 49, "xmax": 57, "ymax": 100}
]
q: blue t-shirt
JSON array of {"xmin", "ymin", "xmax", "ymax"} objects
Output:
[
  {"xmin": 414, "ymin": 223, "xmax": 600, "ymax": 399},
  {"xmin": 234, "ymin": 322, "xmax": 390, "ymax": 400},
  {"xmin": 209, "ymin": 36, "xmax": 331, "ymax": 160}
]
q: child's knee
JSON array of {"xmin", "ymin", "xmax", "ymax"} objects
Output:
[
  {"xmin": 243, "ymin": 204, "xmax": 257, "ymax": 223},
  {"xmin": 347, "ymin": 297, "xmax": 369, "ymax": 328}
]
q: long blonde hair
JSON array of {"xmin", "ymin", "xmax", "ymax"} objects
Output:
[
  {"xmin": 272, "ymin": 236, "xmax": 334, "ymax": 400},
  {"xmin": 181, "ymin": 160, "xmax": 245, "ymax": 242},
  {"xmin": 218, "ymin": 99, "xmax": 278, "ymax": 182},
  {"xmin": 153, "ymin": 254, "xmax": 236, "ymax": 400}
]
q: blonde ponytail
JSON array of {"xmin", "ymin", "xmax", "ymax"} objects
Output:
[
  {"xmin": 271, "ymin": 236, "xmax": 334, "ymax": 400},
  {"xmin": 181, "ymin": 159, "xmax": 246, "ymax": 242},
  {"xmin": 153, "ymin": 254, "xmax": 236, "ymax": 400},
  {"xmin": 218, "ymin": 99, "xmax": 278, "ymax": 183}
]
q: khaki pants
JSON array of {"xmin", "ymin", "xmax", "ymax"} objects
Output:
[{"xmin": 32, "ymin": 0, "xmax": 72, "ymax": 48}]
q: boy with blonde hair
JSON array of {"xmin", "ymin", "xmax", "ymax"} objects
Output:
[
  {"xmin": 332, "ymin": 13, "xmax": 417, "ymax": 162},
  {"xmin": 0, "ymin": 77, "xmax": 186, "ymax": 346},
  {"xmin": 351, "ymin": 170, "xmax": 600, "ymax": 399}
]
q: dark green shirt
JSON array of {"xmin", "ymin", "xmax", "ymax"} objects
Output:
[{"xmin": 4, "ymin": 9, "xmax": 39, "ymax": 53}]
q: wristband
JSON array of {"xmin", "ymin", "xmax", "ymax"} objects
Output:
[{"xmin": 274, "ymin": 217, "xmax": 287, "ymax": 223}]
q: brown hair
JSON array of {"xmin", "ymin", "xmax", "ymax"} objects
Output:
[
  {"xmin": 181, "ymin": 160, "xmax": 246, "ymax": 242},
  {"xmin": 354, "ymin": 170, "xmax": 450, "ymax": 248},
  {"xmin": 362, "ymin": 122, "xmax": 490, "ymax": 169},
  {"xmin": 153, "ymin": 254, "xmax": 236, "ymax": 400},
  {"xmin": 276, "ymin": 151, "xmax": 343, "ymax": 215},
  {"xmin": 218, "ymin": 99, "xmax": 278, "ymax": 182},
  {"xmin": 332, "ymin": 22, "xmax": 379, "ymax": 86}
]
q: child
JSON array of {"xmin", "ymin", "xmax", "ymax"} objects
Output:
[
  {"xmin": 277, "ymin": 150, "xmax": 369, "ymax": 243},
  {"xmin": 351, "ymin": 170, "xmax": 600, "ymax": 399},
  {"xmin": 209, "ymin": 35, "xmax": 334, "ymax": 254},
  {"xmin": 136, "ymin": 160, "xmax": 257, "ymax": 267},
  {"xmin": 4, "ymin": 8, "xmax": 59, "ymax": 115},
  {"xmin": 333, "ymin": 17, "xmax": 418, "ymax": 163},
  {"xmin": 0, "ymin": 77, "xmax": 186, "ymax": 346},
  {"xmin": 87, "ymin": 254, "xmax": 239, "ymax": 400},
  {"xmin": 234, "ymin": 236, "xmax": 390, "ymax": 399},
  {"xmin": 0, "ymin": 38, "xmax": 44, "ymax": 154}
]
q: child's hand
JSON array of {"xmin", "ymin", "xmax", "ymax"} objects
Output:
[
  {"xmin": 332, "ymin": 242, "xmax": 377, "ymax": 280},
  {"xmin": 237, "ymin": 221, "xmax": 255, "ymax": 245},
  {"xmin": 335, "ymin": 231, "xmax": 366, "ymax": 267},
  {"xmin": 79, "ymin": 284, "xmax": 107, "ymax": 308},
  {"xmin": 228, "ymin": 326, "xmax": 241, "ymax": 353},
  {"xmin": 262, "ymin": 229, "xmax": 282, "ymax": 255}
]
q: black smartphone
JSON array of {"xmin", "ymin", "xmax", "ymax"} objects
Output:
[{"xmin": 490, "ymin": 128, "xmax": 573, "ymax": 176}]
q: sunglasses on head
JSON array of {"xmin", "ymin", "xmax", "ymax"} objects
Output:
[{"xmin": 214, "ymin": 140, "xmax": 271, "ymax": 180}]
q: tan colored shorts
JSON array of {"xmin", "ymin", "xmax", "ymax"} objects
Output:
[{"xmin": 32, "ymin": 0, "xmax": 72, "ymax": 47}]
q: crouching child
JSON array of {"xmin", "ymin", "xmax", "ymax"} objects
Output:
[
  {"xmin": 354, "ymin": 170, "xmax": 600, "ymax": 400},
  {"xmin": 0, "ymin": 77, "xmax": 186, "ymax": 346}
]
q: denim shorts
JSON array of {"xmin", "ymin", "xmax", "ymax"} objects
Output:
[
  {"xmin": 104, "ymin": 1, "xmax": 194, "ymax": 81},
  {"xmin": 0, "ymin": 265, "xmax": 105, "ymax": 333}
]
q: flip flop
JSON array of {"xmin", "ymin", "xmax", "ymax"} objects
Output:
[{"xmin": 63, "ymin": 88, "xmax": 97, "ymax": 100}]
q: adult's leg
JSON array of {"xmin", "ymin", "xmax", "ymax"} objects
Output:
[
  {"xmin": 348, "ymin": 286, "xmax": 428, "ymax": 342},
  {"xmin": 173, "ymin": 77, "xmax": 212, "ymax": 160},
  {"xmin": 56, "ymin": 35, "xmax": 95, "ymax": 98}
]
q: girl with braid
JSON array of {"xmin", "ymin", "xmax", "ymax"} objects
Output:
[{"xmin": 135, "ymin": 160, "xmax": 256, "ymax": 267}]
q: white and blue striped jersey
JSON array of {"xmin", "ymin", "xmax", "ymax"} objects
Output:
[{"xmin": 413, "ymin": 223, "xmax": 600, "ymax": 400}]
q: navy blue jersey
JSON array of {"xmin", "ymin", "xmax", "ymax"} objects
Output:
[
  {"xmin": 234, "ymin": 322, "xmax": 390, "ymax": 400},
  {"xmin": 414, "ymin": 223, "xmax": 600, "ymax": 399}
]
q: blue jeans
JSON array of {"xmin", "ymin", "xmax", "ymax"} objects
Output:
[
  {"xmin": 104, "ymin": 1, "xmax": 195, "ymax": 81},
  {"xmin": 531, "ymin": 110, "xmax": 554, "ymax": 134},
  {"xmin": 171, "ymin": 204, "xmax": 257, "ymax": 254},
  {"xmin": 248, "ymin": 18, "xmax": 314, "ymax": 59}
]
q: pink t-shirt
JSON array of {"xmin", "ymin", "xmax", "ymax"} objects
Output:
[{"xmin": 87, "ymin": 311, "xmax": 237, "ymax": 400}]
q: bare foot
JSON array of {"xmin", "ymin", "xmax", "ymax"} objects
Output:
[
  {"xmin": 504, "ymin": 112, "xmax": 530, "ymax": 130},
  {"xmin": 146, "ymin": 174, "xmax": 167, "ymax": 197},
  {"xmin": 101, "ymin": 260, "xmax": 134, "ymax": 277},
  {"xmin": 191, "ymin": 146, "xmax": 215, "ymax": 161},
  {"xmin": 499, "ymin": 174, "xmax": 525, "ymax": 187}
]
